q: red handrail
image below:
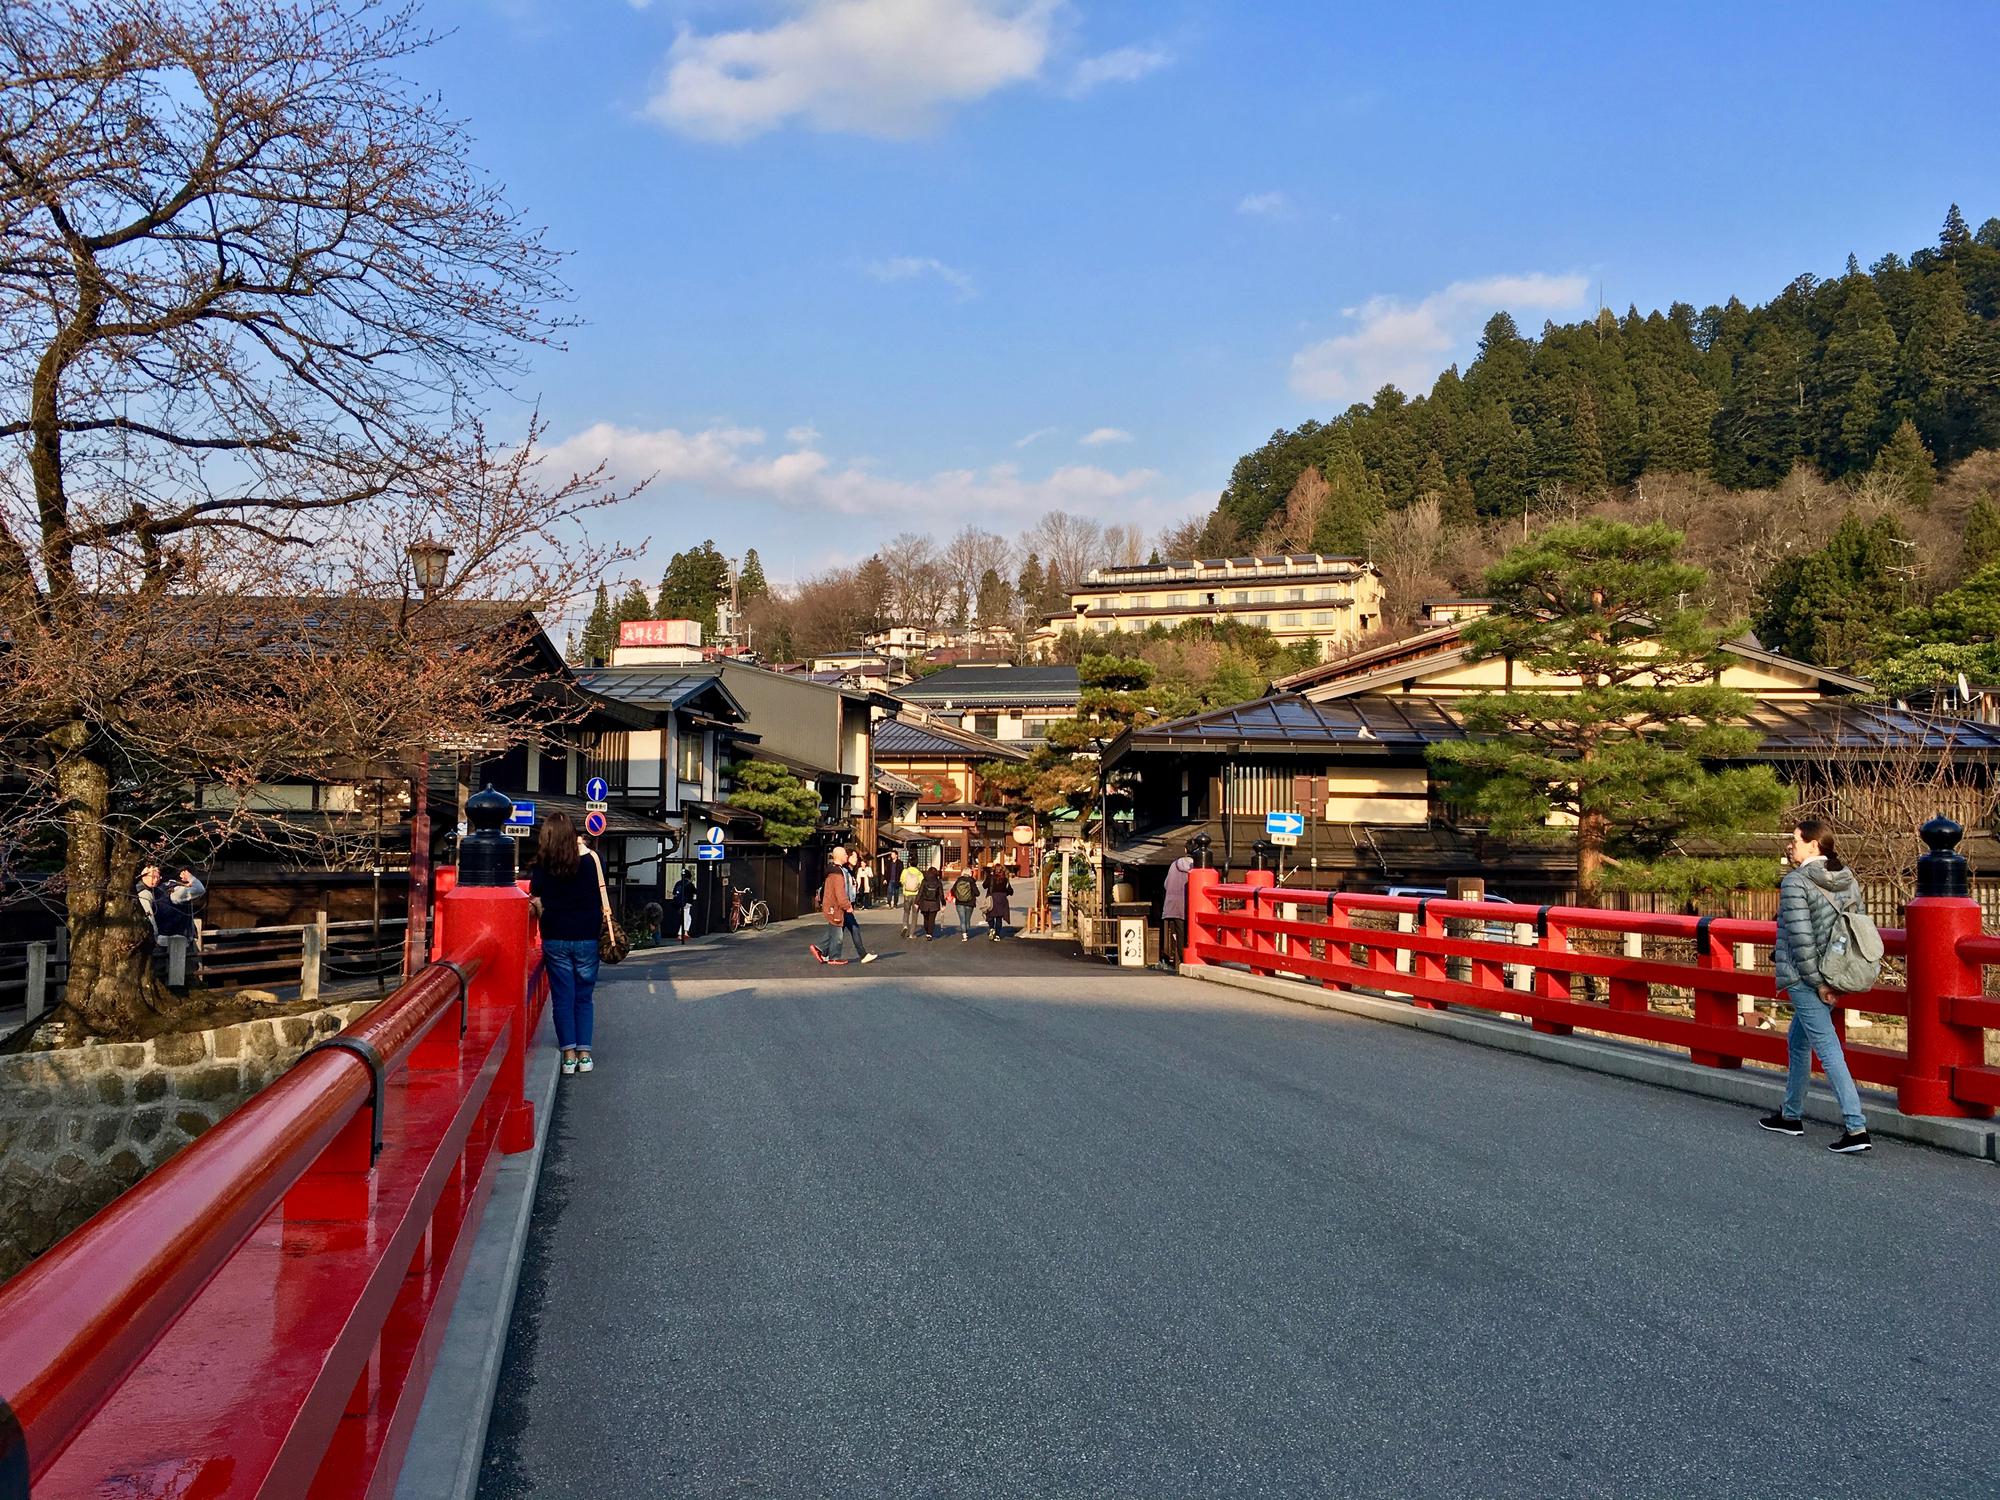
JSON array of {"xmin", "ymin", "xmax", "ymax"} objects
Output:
[
  {"xmin": 1185, "ymin": 873, "xmax": 1995, "ymax": 1122},
  {"xmin": 0, "ymin": 875, "xmax": 547, "ymax": 1496}
]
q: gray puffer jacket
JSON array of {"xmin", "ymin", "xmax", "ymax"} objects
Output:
[{"xmin": 1772, "ymin": 857, "xmax": 1862, "ymax": 993}]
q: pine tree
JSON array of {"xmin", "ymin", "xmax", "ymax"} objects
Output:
[
  {"xmin": 1877, "ymin": 564, "xmax": 2000, "ymax": 693},
  {"xmin": 656, "ymin": 539, "xmax": 731, "ymax": 631},
  {"xmin": 975, "ymin": 567, "xmax": 1014, "ymax": 627},
  {"xmin": 724, "ymin": 760, "xmax": 823, "ymax": 847},
  {"xmin": 1964, "ymin": 493, "xmax": 2000, "ymax": 572},
  {"xmin": 1426, "ymin": 520, "xmax": 1786, "ymax": 903},
  {"xmin": 1870, "ymin": 418, "xmax": 1935, "ymax": 507},
  {"xmin": 615, "ymin": 580, "xmax": 652, "ymax": 626},
  {"xmin": 738, "ymin": 548, "xmax": 770, "ymax": 605}
]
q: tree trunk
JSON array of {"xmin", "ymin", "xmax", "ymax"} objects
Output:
[
  {"xmin": 46, "ymin": 732, "xmax": 183, "ymax": 1038},
  {"xmin": 1576, "ymin": 807, "xmax": 1609, "ymax": 907}
]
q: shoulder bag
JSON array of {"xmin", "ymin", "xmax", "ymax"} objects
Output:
[{"xmin": 588, "ymin": 850, "xmax": 631, "ymax": 965}]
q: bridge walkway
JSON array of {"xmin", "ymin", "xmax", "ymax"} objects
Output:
[{"xmin": 477, "ymin": 907, "xmax": 1999, "ymax": 1499}]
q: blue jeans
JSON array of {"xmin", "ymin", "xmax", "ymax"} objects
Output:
[
  {"xmin": 955, "ymin": 903, "xmax": 976, "ymax": 935},
  {"xmin": 545, "ymin": 938, "xmax": 600, "ymax": 1050},
  {"xmin": 1782, "ymin": 982, "xmax": 1867, "ymax": 1131}
]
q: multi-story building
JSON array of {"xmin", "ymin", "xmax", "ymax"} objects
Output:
[{"xmin": 1031, "ymin": 553, "xmax": 1385, "ymax": 660}]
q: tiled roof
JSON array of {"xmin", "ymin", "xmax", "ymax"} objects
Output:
[
  {"xmin": 873, "ymin": 767, "xmax": 924, "ymax": 797},
  {"xmin": 1110, "ymin": 693, "xmax": 2000, "ymax": 761},
  {"xmin": 574, "ymin": 667, "xmax": 744, "ymax": 720},
  {"xmin": 873, "ymin": 716, "xmax": 1031, "ymax": 762}
]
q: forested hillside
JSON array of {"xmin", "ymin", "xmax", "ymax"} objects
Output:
[{"xmin": 1206, "ymin": 207, "xmax": 2000, "ymax": 550}]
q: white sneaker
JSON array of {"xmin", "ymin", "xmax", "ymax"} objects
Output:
[
  {"xmin": 561, "ymin": 1054, "xmax": 578, "ymax": 1076},
  {"xmin": 576, "ymin": 1053, "xmax": 594, "ymax": 1072},
  {"xmin": 859, "ymin": 953, "xmax": 879, "ymax": 964}
]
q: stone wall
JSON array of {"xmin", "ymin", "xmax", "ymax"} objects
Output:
[{"xmin": 0, "ymin": 999, "xmax": 378, "ymax": 1282}]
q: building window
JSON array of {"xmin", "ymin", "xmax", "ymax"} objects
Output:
[
  {"xmin": 677, "ymin": 729, "xmax": 704, "ymax": 784},
  {"xmin": 1286, "ymin": 588, "xmax": 1305, "ymax": 602},
  {"xmin": 1282, "ymin": 613, "xmax": 1302, "ymax": 626},
  {"xmin": 971, "ymin": 715, "xmax": 1000, "ymax": 738},
  {"xmin": 1316, "ymin": 587, "xmax": 1337, "ymax": 599},
  {"xmin": 583, "ymin": 733, "xmax": 628, "ymax": 794},
  {"xmin": 1233, "ymin": 591, "xmax": 1250, "ymax": 604},
  {"xmin": 1171, "ymin": 593, "xmax": 1191, "ymax": 606},
  {"xmin": 1313, "ymin": 611, "xmax": 1333, "ymax": 624},
  {"xmin": 1020, "ymin": 719, "xmax": 1049, "ymax": 741},
  {"xmin": 1253, "ymin": 589, "xmax": 1275, "ymax": 603},
  {"xmin": 1252, "ymin": 614, "xmax": 1269, "ymax": 627}
]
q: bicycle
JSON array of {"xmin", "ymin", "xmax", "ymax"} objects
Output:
[{"xmin": 728, "ymin": 889, "xmax": 770, "ymax": 932}]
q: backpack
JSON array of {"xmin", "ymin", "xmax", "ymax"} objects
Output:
[
  {"xmin": 1815, "ymin": 889, "xmax": 1884, "ymax": 993},
  {"xmin": 952, "ymin": 876, "xmax": 978, "ymax": 903}
]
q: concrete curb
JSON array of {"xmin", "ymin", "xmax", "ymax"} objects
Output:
[
  {"xmin": 395, "ymin": 1011, "xmax": 563, "ymax": 1500},
  {"xmin": 1185, "ymin": 964, "xmax": 2000, "ymax": 1163}
]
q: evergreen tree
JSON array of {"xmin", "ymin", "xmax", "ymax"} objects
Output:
[
  {"xmin": 724, "ymin": 760, "xmax": 823, "ymax": 847},
  {"xmin": 579, "ymin": 583, "xmax": 614, "ymax": 666},
  {"xmin": 975, "ymin": 566, "xmax": 1014, "ymax": 627},
  {"xmin": 1964, "ymin": 493, "xmax": 2000, "ymax": 572},
  {"xmin": 1942, "ymin": 203, "xmax": 1973, "ymax": 252},
  {"xmin": 657, "ymin": 539, "xmax": 731, "ymax": 631},
  {"xmin": 738, "ymin": 548, "xmax": 770, "ymax": 605},
  {"xmin": 1426, "ymin": 520, "xmax": 1786, "ymax": 903},
  {"xmin": 1870, "ymin": 418, "xmax": 1936, "ymax": 507},
  {"xmin": 614, "ymin": 580, "xmax": 652, "ymax": 627},
  {"xmin": 1876, "ymin": 563, "xmax": 2000, "ymax": 693},
  {"xmin": 1752, "ymin": 513, "xmax": 1910, "ymax": 670}
]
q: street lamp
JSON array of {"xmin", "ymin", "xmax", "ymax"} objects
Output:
[
  {"xmin": 401, "ymin": 537, "xmax": 452, "ymax": 976},
  {"xmin": 406, "ymin": 538, "xmax": 454, "ymax": 597}
]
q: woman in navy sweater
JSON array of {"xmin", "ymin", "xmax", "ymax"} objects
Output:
[{"xmin": 528, "ymin": 812, "xmax": 604, "ymax": 1077}]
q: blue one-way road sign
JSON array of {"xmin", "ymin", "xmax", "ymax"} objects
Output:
[
  {"xmin": 508, "ymin": 801, "xmax": 535, "ymax": 826},
  {"xmin": 696, "ymin": 843, "xmax": 726, "ymax": 862},
  {"xmin": 1266, "ymin": 810, "xmax": 1305, "ymax": 838},
  {"xmin": 584, "ymin": 775, "xmax": 609, "ymax": 803}
]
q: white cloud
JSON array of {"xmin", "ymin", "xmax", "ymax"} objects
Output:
[
  {"xmin": 1013, "ymin": 426, "xmax": 1059, "ymax": 448},
  {"xmin": 1079, "ymin": 426, "xmax": 1132, "ymax": 446},
  {"xmin": 863, "ymin": 255, "xmax": 976, "ymax": 297},
  {"xmin": 1288, "ymin": 272, "xmax": 1589, "ymax": 403},
  {"xmin": 786, "ymin": 423, "xmax": 822, "ymax": 444},
  {"xmin": 647, "ymin": 0, "xmax": 1060, "ymax": 142},
  {"xmin": 1236, "ymin": 190, "xmax": 1292, "ymax": 219},
  {"xmin": 1066, "ymin": 42, "xmax": 1173, "ymax": 96},
  {"xmin": 541, "ymin": 421, "xmax": 1164, "ymax": 524}
]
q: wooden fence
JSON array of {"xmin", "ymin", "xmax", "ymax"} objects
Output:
[{"xmin": 0, "ymin": 915, "xmax": 408, "ymax": 1038}]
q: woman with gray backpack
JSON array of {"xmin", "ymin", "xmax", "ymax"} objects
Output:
[{"xmin": 1759, "ymin": 819, "xmax": 1876, "ymax": 1153}]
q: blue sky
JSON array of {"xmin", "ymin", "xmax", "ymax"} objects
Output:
[{"xmin": 421, "ymin": 0, "xmax": 2000, "ymax": 587}]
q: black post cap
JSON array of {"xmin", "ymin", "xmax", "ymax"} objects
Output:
[
  {"xmin": 1916, "ymin": 815, "xmax": 1969, "ymax": 899},
  {"xmin": 1188, "ymin": 832, "xmax": 1214, "ymax": 869},
  {"xmin": 459, "ymin": 784, "xmax": 518, "ymax": 887},
  {"xmin": 1250, "ymin": 838, "xmax": 1277, "ymax": 872}
]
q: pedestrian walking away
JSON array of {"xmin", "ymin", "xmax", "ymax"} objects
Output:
[
  {"xmin": 672, "ymin": 870, "xmax": 696, "ymax": 942},
  {"xmin": 528, "ymin": 812, "xmax": 604, "ymax": 1077},
  {"xmin": 811, "ymin": 847, "xmax": 877, "ymax": 965},
  {"xmin": 982, "ymin": 860, "xmax": 1013, "ymax": 940},
  {"xmin": 1758, "ymin": 819, "xmax": 1871, "ymax": 1153},
  {"xmin": 899, "ymin": 860, "xmax": 925, "ymax": 937},
  {"xmin": 917, "ymin": 866, "xmax": 945, "ymax": 940},
  {"xmin": 950, "ymin": 867, "xmax": 979, "ymax": 941},
  {"xmin": 1160, "ymin": 850, "xmax": 1193, "ymax": 970}
]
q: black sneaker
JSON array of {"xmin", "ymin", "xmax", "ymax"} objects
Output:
[
  {"xmin": 1757, "ymin": 1112, "xmax": 1805, "ymax": 1136},
  {"xmin": 1828, "ymin": 1130, "xmax": 1872, "ymax": 1153}
]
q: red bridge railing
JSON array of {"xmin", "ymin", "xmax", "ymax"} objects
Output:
[
  {"xmin": 0, "ymin": 863, "xmax": 547, "ymax": 1498},
  {"xmin": 1183, "ymin": 835, "xmax": 1999, "ymax": 1123}
]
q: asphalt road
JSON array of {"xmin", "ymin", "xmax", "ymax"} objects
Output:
[{"xmin": 477, "ymin": 906, "xmax": 2000, "ymax": 1499}]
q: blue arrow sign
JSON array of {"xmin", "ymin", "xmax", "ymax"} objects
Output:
[
  {"xmin": 1266, "ymin": 810, "xmax": 1305, "ymax": 838},
  {"xmin": 508, "ymin": 801, "xmax": 535, "ymax": 827},
  {"xmin": 695, "ymin": 842, "xmax": 726, "ymax": 861},
  {"xmin": 584, "ymin": 776, "xmax": 609, "ymax": 803}
]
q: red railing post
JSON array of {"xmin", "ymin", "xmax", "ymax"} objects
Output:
[
  {"xmin": 1412, "ymin": 901, "xmax": 1447, "ymax": 1010},
  {"xmin": 1531, "ymin": 910, "xmax": 1573, "ymax": 1035},
  {"xmin": 1184, "ymin": 864, "xmax": 1219, "ymax": 967},
  {"xmin": 1691, "ymin": 917, "xmax": 1744, "ymax": 1069},
  {"xmin": 1243, "ymin": 867, "xmax": 1276, "ymax": 972},
  {"xmin": 1901, "ymin": 818, "xmax": 1994, "ymax": 1118}
]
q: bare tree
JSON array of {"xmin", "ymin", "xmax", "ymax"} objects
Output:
[
  {"xmin": 1257, "ymin": 466, "xmax": 1332, "ymax": 553},
  {"xmin": 1366, "ymin": 495, "xmax": 1453, "ymax": 628},
  {"xmin": 0, "ymin": 2, "xmax": 632, "ymax": 1036},
  {"xmin": 1155, "ymin": 513, "xmax": 1207, "ymax": 562},
  {"xmin": 878, "ymin": 532, "xmax": 952, "ymax": 629},
  {"xmin": 1023, "ymin": 510, "xmax": 1108, "ymax": 597},
  {"xmin": 1100, "ymin": 523, "xmax": 1147, "ymax": 567},
  {"xmin": 942, "ymin": 526, "xmax": 1012, "ymax": 629}
]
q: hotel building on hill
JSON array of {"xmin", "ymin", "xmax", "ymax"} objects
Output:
[{"xmin": 1030, "ymin": 554, "xmax": 1385, "ymax": 661}]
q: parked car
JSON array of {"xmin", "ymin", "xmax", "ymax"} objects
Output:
[{"xmin": 1381, "ymin": 886, "xmax": 1522, "ymax": 944}]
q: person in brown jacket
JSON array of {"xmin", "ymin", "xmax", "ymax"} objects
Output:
[{"xmin": 811, "ymin": 847, "xmax": 876, "ymax": 965}]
